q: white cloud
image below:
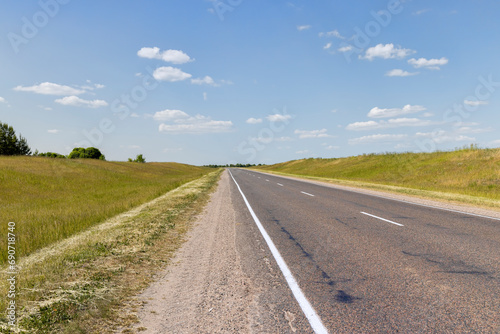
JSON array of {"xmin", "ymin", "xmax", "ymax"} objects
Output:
[
  {"xmin": 294, "ymin": 129, "xmax": 332, "ymax": 139},
  {"xmin": 297, "ymin": 25, "xmax": 311, "ymax": 31},
  {"xmin": 326, "ymin": 145, "xmax": 340, "ymax": 150},
  {"xmin": 156, "ymin": 109, "xmax": 233, "ymax": 134},
  {"xmin": 137, "ymin": 47, "xmax": 193, "ymax": 64},
  {"xmin": 346, "ymin": 117, "xmax": 433, "ymax": 131},
  {"xmin": 14, "ymin": 82, "xmax": 85, "ymax": 96},
  {"xmin": 338, "ymin": 45, "xmax": 353, "ymax": 53},
  {"xmin": 464, "ymin": 100, "xmax": 488, "ymax": 106},
  {"xmin": 0, "ymin": 97, "xmax": 5, "ymax": 103},
  {"xmin": 130, "ymin": 113, "xmax": 140, "ymax": 118},
  {"xmin": 319, "ymin": 30, "xmax": 344, "ymax": 39},
  {"xmin": 153, "ymin": 109, "xmax": 190, "ymax": 121},
  {"xmin": 415, "ymin": 130, "xmax": 475, "ymax": 144},
  {"xmin": 346, "ymin": 120, "xmax": 379, "ymax": 131},
  {"xmin": 408, "ymin": 57, "xmax": 448, "ymax": 70},
  {"xmin": 360, "ymin": 43, "xmax": 415, "ymax": 61},
  {"xmin": 153, "ymin": 66, "xmax": 192, "ymax": 82},
  {"xmin": 246, "ymin": 117, "xmax": 263, "ymax": 124},
  {"xmin": 47, "ymin": 129, "xmax": 60, "ymax": 134},
  {"xmin": 456, "ymin": 126, "xmax": 491, "ymax": 134},
  {"xmin": 191, "ymin": 76, "xmax": 217, "ymax": 86},
  {"xmin": 435, "ymin": 135, "xmax": 475, "ymax": 144},
  {"xmin": 296, "ymin": 150, "xmax": 309, "ymax": 154},
  {"xmin": 323, "ymin": 42, "xmax": 332, "ymax": 50},
  {"xmin": 385, "ymin": 69, "xmax": 419, "ymax": 77},
  {"xmin": 159, "ymin": 120, "xmax": 233, "ymax": 134},
  {"xmin": 55, "ymin": 96, "xmax": 108, "ymax": 108},
  {"xmin": 191, "ymin": 78, "xmax": 232, "ymax": 88},
  {"xmin": 266, "ymin": 114, "xmax": 292, "ymax": 122},
  {"xmin": 368, "ymin": 104, "xmax": 426, "ymax": 118},
  {"xmin": 349, "ymin": 134, "xmax": 408, "ymax": 145},
  {"xmin": 80, "ymin": 82, "xmax": 105, "ymax": 91},
  {"xmin": 203, "ymin": 92, "xmax": 208, "ymax": 101}
]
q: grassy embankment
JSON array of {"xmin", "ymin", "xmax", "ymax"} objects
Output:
[
  {"xmin": 255, "ymin": 147, "xmax": 500, "ymax": 208},
  {"xmin": 0, "ymin": 157, "xmax": 210, "ymax": 263},
  {"xmin": 0, "ymin": 156, "xmax": 222, "ymax": 332}
]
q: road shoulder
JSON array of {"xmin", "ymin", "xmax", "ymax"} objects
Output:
[{"xmin": 131, "ymin": 170, "xmax": 253, "ymax": 334}]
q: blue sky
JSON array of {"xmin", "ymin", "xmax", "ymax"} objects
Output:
[{"xmin": 1, "ymin": 0, "xmax": 499, "ymax": 165}]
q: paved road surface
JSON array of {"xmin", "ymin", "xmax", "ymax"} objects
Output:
[{"xmin": 228, "ymin": 168, "xmax": 500, "ymax": 333}]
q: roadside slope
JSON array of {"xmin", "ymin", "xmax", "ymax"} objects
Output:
[
  {"xmin": 0, "ymin": 157, "xmax": 210, "ymax": 262},
  {"xmin": 255, "ymin": 148, "xmax": 500, "ymax": 209}
]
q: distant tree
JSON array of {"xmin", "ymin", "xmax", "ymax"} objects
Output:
[
  {"xmin": 68, "ymin": 147, "xmax": 105, "ymax": 160},
  {"xmin": 0, "ymin": 122, "xmax": 31, "ymax": 156},
  {"xmin": 129, "ymin": 154, "xmax": 146, "ymax": 163}
]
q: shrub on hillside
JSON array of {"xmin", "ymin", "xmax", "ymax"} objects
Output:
[
  {"xmin": 128, "ymin": 154, "xmax": 146, "ymax": 163},
  {"xmin": 68, "ymin": 147, "xmax": 105, "ymax": 160},
  {"xmin": 35, "ymin": 151, "xmax": 66, "ymax": 158}
]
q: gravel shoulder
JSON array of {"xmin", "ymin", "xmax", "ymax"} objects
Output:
[{"xmin": 132, "ymin": 170, "xmax": 254, "ymax": 333}]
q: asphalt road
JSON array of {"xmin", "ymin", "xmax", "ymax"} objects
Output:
[{"xmin": 228, "ymin": 168, "xmax": 500, "ymax": 333}]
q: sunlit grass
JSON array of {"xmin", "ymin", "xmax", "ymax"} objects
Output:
[
  {"xmin": 256, "ymin": 147, "xmax": 500, "ymax": 202},
  {"xmin": 0, "ymin": 156, "xmax": 210, "ymax": 263}
]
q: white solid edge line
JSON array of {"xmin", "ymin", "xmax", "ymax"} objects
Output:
[
  {"xmin": 301, "ymin": 191, "xmax": 315, "ymax": 197},
  {"xmin": 246, "ymin": 170, "xmax": 500, "ymax": 222},
  {"xmin": 361, "ymin": 212, "xmax": 404, "ymax": 227},
  {"xmin": 229, "ymin": 170, "xmax": 329, "ymax": 334}
]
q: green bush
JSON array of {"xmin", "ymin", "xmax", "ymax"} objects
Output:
[
  {"xmin": 35, "ymin": 151, "xmax": 66, "ymax": 158},
  {"xmin": 68, "ymin": 147, "xmax": 105, "ymax": 160},
  {"xmin": 129, "ymin": 154, "xmax": 146, "ymax": 163}
]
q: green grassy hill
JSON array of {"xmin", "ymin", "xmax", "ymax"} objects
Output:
[
  {"xmin": 0, "ymin": 157, "xmax": 211, "ymax": 263},
  {"xmin": 256, "ymin": 148, "xmax": 500, "ymax": 203}
]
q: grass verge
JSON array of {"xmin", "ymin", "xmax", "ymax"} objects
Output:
[{"xmin": 0, "ymin": 168, "xmax": 223, "ymax": 333}]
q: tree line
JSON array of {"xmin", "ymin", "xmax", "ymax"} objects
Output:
[
  {"xmin": 0, "ymin": 121, "xmax": 146, "ymax": 162},
  {"xmin": 203, "ymin": 163, "xmax": 265, "ymax": 168}
]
